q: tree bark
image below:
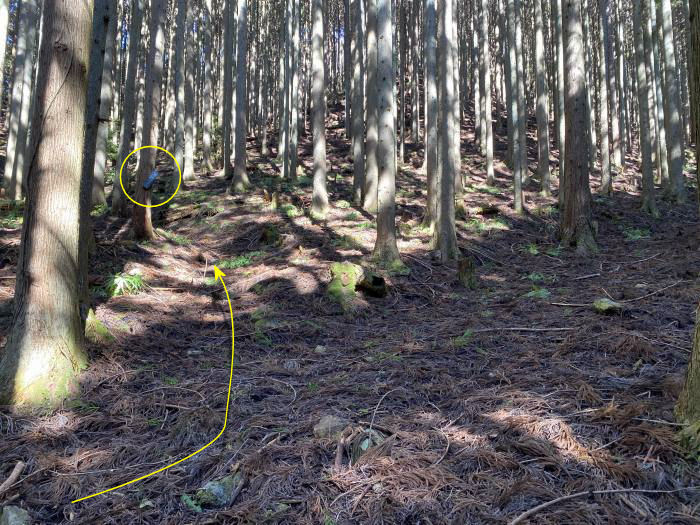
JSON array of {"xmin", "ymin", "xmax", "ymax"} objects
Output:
[
  {"xmin": 634, "ymin": 0, "xmax": 659, "ymax": 217},
  {"xmin": 350, "ymin": 0, "xmax": 365, "ymax": 205},
  {"xmin": 0, "ymin": 0, "xmax": 92, "ymax": 407},
  {"xmin": 535, "ymin": 0, "xmax": 550, "ymax": 194},
  {"xmin": 232, "ymin": 0, "xmax": 250, "ymax": 192},
  {"xmin": 363, "ymin": 0, "xmax": 379, "ymax": 213},
  {"xmin": 92, "ymin": 0, "xmax": 119, "ymax": 207},
  {"xmin": 422, "ymin": 0, "xmax": 438, "ymax": 232},
  {"xmin": 560, "ymin": 0, "xmax": 597, "ymax": 255},
  {"xmin": 132, "ymin": 1, "xmax": 166, "ymax": 241},
  {"xmin": 433, "ymin": 0, "xmax": 458, "ymax": 261},
  {"xmin": 311, "ymin": 0, "xmax": 328, "ymax": 217},
  {"xmin": 3, "ymin": 0, "xmax": 40, "ymax": 201},
  {"xmin": 112, "ymin": 0, "xmax": 144, "ymax": 217},
  {"xmin": 372, "ymin": 0, "xmax": 401, "ymax": 265}
]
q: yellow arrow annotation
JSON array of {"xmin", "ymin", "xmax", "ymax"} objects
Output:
[{"xmin": 72, "ymin": 266, "xmax": 235, "ymax": 504}]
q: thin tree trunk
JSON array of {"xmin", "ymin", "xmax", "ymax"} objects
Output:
[
  {"xmin": 93, "ymin": 0, "xmax": 119, "ymax": 207},
  {"xmin": 634, "ymin": 0, "xmax": 659, "ymax": 216},
  {"xmin": 422, "ymin": 0, "xmax": 438, "ymax": 232},
  {"xmin": 351, "ymin": 0, "xmax": 365, "ymax": 205},
  {"xmin": 658, "ymin": 0, "xmax": 686, "ymax": 202},
  {"xmin": 3, "ymin": 0, "xmax": 40, "ymax": 201},
  {"xmin": 535, "ymin": 0, "xmax": 550, "ymax": 194},
  {"xmin": 232, "ymin": 0, "xmax": 250, "ymax": 192},
  {"xmin": 112, "ymin": 0, "xmax": 144, "ymax": 217},
  {"xmin": 363, "ymin": 0, "xmax": 379, "ymax": 213},
  {"xmin": 310, "ymin": 0, "xmax": 328, "ymax": 217},
  {"xmin": 434, "ymin": 0, "xmax": 458, "ymax": 261},
  {"xmin": 597, "ymin": 0, "xmax": 612, "ymax": 194},
  {"xmin": 561, "ymin": 0, "xmax": 597, "ymax": 255},
  {"xmin": 372, "ymin": 0, "xmax": 401, "ymax": 264},
  {"xmin": 132, "ymin": 1, "xmax": 166, "ymax": 241},
  {"xmin": 480, "ymin": 0, "xmax": 495, "ymax": 185}
]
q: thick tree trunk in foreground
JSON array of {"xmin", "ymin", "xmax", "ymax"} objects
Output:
[
  {"xmin": 0, "ymin": 0, "xmax": 91, "ymax": 407},
  {"xmin": 310, "ymin": 0, "xmax": 328, "ymax": 217},
  {"xmin": 372, "ymin": 0, "xmax": 401, "ymax": 265},
  {"xmin": 676, "ymin": 303, "xmax": 700, "ymax": 430},
  {"xmin": 132, "ymin": 2, "xmax": 166, "ymax": 241},
  {"xmin": 560, "ymin": 0, "xmax": 597, "ymax": 255}
]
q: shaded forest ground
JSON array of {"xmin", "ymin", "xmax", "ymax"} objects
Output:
[{"xmin": 1, "ymin": 110, "xmax": 700, "ymax": 523}]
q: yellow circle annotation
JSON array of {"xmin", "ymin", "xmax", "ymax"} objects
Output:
[{"xmin": 119, "ymin": 145, "xmax": 182, "ymax": 208}]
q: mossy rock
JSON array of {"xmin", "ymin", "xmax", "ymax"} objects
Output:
[
  {"xmin": 195, "ymin": 472, "xmax": 243, "ymax": 507},
  {"xmin": 261, "ymin": 224, "xmax": 281, "ymax": 246},
  {"xmin": 85, "ymin": 309, "xmax": 115, "ymax": 344},
  {"xmin": 328, "ymin": 262, "xmax": 364, "ymax": 309},
  {"xmin": 593, "ymin": 298, "xmax": 623, "ymax": 314}
]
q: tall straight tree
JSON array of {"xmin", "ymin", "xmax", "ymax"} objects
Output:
[
  {"xmin": 364, "ymin": 0, "xmax": 379, "ymax": 213},
  {"xmin": 658, "ymin": 0, "xmax": 686, "ymax": 203},
  {"xmin": 0, "ymin": 0, "xmax": 92, "ymax": 407},
  {"xmin": 222, "ymin": 0, "xmax": 234, "ymax": 179},
  {"xmin": 92, "ymin": 0, "xmax": 119, "ymax": 206},
  {"xmin": 112, "ymin": 0, "xmax": 144, "ymax": 217},
  {"xmin": 0, "ymin": 0, "xmax": 9, "ymax": 97},
  {"xmin": 132, "ymin": 0, "xmax": 166, "ymax": 240},
  {"xmin": 310, "ymin": 0, "xmax": 328, "ymax": 217},
  {"xmin": 434, "ymin": 0, "xmax": 458, "ymax": 261},
  {"xmin": 479, "ymin": 0, "xmax": 495, "ymax": 185},
  {"xmin": 690, "ymin": 0, "xmax": 700, "ymax": 209},
  {"xmin": 232, "ymin": 0, "xmax": 250, "ymax": 192},
  {"xmin": 174, "ymin": 0, "xmax": 186, "ymax": 182},
  {"xmin": 633, "ymin": 0, "xmax": 658, "ymax": 216},
  {"xmin": 3, "ymin": 0, "xmax": 40, "ymax": 200},
  {"xmin": 553, "ymin": 0, "xmax": 566, "ymax": 187},
  {"xmin": 422, "ymin": 0, "xmax": 438, "ymax": 232},
  {"xmin": 507, "ymin": 0, "xmax": 524, "ymax": 213},
  {"xmin": 183, "ymin": 0, "xmax": 196, "ymax": 181},
  {"xmin": 597, "ymin": 0, "xmax": 612, "ymax": 195},
  {"xmin": 535, "ymin": 0, "xmax": 550, "ymax": 194},
  {"xmin": 350, "ymin": 0, "xmax": 365, "ymax": 205},
  {"xmin": 372, "ymin": 0, "xmax": 401, "ymax": 264},
  {"xmin": 560, "ymin": 0, "xmax": 597, "ymax": 254}
]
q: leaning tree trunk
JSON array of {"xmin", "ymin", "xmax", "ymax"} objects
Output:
[
  {"xmin": 560, "ymin": 0, "xmax": 597, "ymax": 255},
  {"xmin": 310, "ymin": 0, "xmax": 328, "ymax": 217},
  {"xmin": 132, "ymin": 1, "xmax": 166, "ymax": 241},
  {"xmin": 372, "ymin": 0, "xmax": 401, "ymax": 265},
  {"xmin": 0, "ymin": 0, "xmax": 92, "ymax": 407}
]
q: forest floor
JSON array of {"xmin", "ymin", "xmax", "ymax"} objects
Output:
[{"xmin": 1, "ymin": 113, "xmax": 700, "ymax": 524}]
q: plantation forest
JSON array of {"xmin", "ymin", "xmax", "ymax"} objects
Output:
[{"xmin": 0, "ymin": 0, "xmax": 700, "ymax": 522}]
